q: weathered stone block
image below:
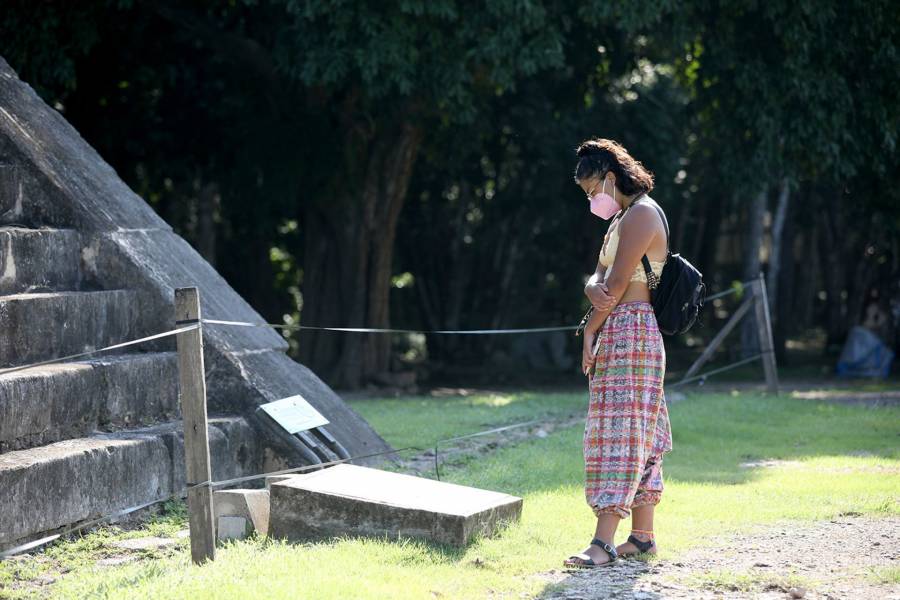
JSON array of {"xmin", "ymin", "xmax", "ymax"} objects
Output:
[
  {"xmin": 0, "ymin": 352, "xmax": 179, "ymax": 452},
  {"xmin": 0, "ymin": 161, "xmax": 75, "ymax": 229},
  {"xmin": 0, "ymin": 417, "xmax": 264, "ymax": 550},
  {"xmin": 0, "ymin": 290, "xmax": 146, "ymax": 367},
  {"xmin": 89, "ymin": 230, "xmax": 289, "ymax": 355},
  {"xmin": 214, "ymin": 489, "xmax": 270, "ymax": 541},
  {"xmin": 91, "ymin": 352, "xmax": 179, "ymax": 426},
  {"xmin": 269, "ymin": 464, "xmax": 523, "ymax": 547},
  {"xmin": 0, "ymin": 226, "xmax": 83, "ymax": 294},
  {"xmin": 0, "ymin": 361, "xmax": 99, "ymax": 452}
]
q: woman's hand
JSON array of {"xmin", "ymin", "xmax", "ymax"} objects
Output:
[
  {"xmin": 582, "ymin": 331, "xmax": 597, "ymax": 376},
  {"xmin": 585, "ymin": 282, "xmax": 616, "ymax": 311}
]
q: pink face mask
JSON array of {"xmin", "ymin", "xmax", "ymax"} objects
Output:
[{"xmin": 588, "ymin": 178, "xmax": 619, "ymax": 220}]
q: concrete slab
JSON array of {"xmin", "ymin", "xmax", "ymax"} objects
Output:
[
  {"xmin": 269, "ymin": 464, "xmax": 522, "ymax": 547},
  {"xmin": 265, "ymin": 474, "xmax": 297, "ymax": 489},
  {"xmin": 213, "ymin": 489, "xmax": 270, "ymax": 541}
]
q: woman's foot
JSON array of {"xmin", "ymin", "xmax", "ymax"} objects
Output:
[
  {"xmin": 563, "ymin": 538, "xmax": 618, "ymax": 568},
  {"xmin": 616, "ymin": 531, "xmax": 657, "ymax": 557}
]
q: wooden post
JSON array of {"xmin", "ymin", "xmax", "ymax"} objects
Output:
[
  {"xmin": 175, "ymin": 287, "xmax": 216, "ymax": 564},
  {"xmin": 752, "ymin": 274, "xmax": 780, "ymax": 395}
]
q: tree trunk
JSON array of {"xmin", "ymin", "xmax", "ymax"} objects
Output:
[
  {"xmin": 767, "ymin": 178, "xmax": 790, "ymax": 313},
  {"xmin": 741, "ymin": 186, "xmax": 768, "ymax": 357},
  {"xmin": 773, "ymin": 189, "xmax": 796, "ymax": 364},
  {"xmin": 298, "ymin": 118, "xmax": 423, "ymax": 389}
]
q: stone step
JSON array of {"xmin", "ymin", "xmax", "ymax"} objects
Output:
[
  {"xmin": 0, "ymin": 290, "xmax": 166, "ymax": 368},
  {"xmin": 0, "ymin": 226, "xmax": 84, "ymax": 294},
  {"xmin": 0, "ymin": 417, "xmax": 265, "ymax": 550},
  {"xmin": 0, "ymin": 352, "xmax": 179, "ymax": 453}
]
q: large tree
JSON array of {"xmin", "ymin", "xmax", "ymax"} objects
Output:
[{"xmin": 268, "ymin": 1, "xmax": 578, "ymax": 387}]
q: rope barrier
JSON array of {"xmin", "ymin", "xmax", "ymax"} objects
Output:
[
  {"xmin": 0, "ymin": 277, "xmax": 750, "ymax": 377},
  {"xmin": 671, "ymin": 352, "xmax": 771, "ymax": 388},
  {"xmin": 704, "ymin": 287, "xmax": 741, "ymax": 302},
  {"xmin": 202, "ymin": 319, "xmax": 578, "ymax": 335},
  {"xmin": 0, "ymin": 324, "xmax": 199, "ymax": 377},
  {"xmin": 432, "ymin": 418, "xmax": 548, "ymax": 481},
  {"xmin": 0, "ymin": 495, "xmax": 178, "ymax": 558},
  {"xmin": 201, "ymin": 279, "xmax": 754, "ymax": 336}
]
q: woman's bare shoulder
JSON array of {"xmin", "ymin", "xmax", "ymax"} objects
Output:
[{"xmin": 619, "ymin": 201, "xmax": 658, "ymax": 230}]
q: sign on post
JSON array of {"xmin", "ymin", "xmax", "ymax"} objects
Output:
[{"xmin": 259, "ymin": 395, "xmax": 329, "ymax": 434}]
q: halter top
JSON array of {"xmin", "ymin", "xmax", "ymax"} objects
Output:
[{"xmin": 599, "ymin": 213, "xmax": 666, "ymax": 284}]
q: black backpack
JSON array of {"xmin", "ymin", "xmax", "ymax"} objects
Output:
[{"xmin": 638, "ymin": 199, "xmax": 705, "ymax": 335}]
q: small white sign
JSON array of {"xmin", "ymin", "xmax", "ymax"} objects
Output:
[{"xmin": 260, "ymin": 395, "xmax": 329, "ymax": 433}]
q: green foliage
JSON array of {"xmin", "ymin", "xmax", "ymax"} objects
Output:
[
  {"xmin": 272, "ymin": 0, "xmax": 567, "ymax": 121},
  {"xmin": 0, "ymin": 1, "xmax": 104, "ymax": 97},
  {"xmin": 0, "ymin": 1, "xmax": 897, "ymax": 379}
]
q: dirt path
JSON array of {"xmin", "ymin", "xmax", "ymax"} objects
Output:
[{"xmin": 533, "ymin": 515, "xmax": 900, "ymax": 599}]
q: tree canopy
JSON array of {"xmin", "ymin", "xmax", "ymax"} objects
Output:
[{"xmin": 2, "ymin": 0, "xmax": 897, "ymax": 387}]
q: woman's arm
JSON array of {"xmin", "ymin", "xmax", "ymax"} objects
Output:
[
  {"xmin": 581, "ymin": 306, "xmax": 607, "ymax": 375},
  {"xmin": 581, "ymin": 205, "xmax": 658, "ymax": 374},
  {"xmin": 584, "ymin": 257, "xmax": 615, "ymax": 310}
]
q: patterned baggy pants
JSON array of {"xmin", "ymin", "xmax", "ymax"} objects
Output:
[{"xmin": 584, "ymin": 301, "xmax": 674, "ymax": 519}]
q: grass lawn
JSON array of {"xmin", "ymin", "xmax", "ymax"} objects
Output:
[{"xmin": 1, "ymin": 388, "xmax": 898, "ymax": 599}]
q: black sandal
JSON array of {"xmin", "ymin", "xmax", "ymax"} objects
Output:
[
  {"xmin": 619, "ymin": 534, "xmax": 656, "ymax": 557},
  {"xmin": 563, "ymin": 537, "xmax": 619, "ymax": 569}
]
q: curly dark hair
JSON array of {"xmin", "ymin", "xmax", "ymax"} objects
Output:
[{"xmin": 574, "ymin": 138, "xmax": 655, "ymax": 196}]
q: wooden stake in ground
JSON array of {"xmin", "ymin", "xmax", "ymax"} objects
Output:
[
  {"xmin": 752, "ymin": 274, "xmax": 780, "ymax": 395},
  {"xmin": 681, "ymin": 276, "xmax": 780, "ymax": 394},
  {"xmin": 175, "ymin": 287, "xmax": 216, "ymax": 564}
]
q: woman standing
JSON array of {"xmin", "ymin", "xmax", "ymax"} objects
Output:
[{"xmin": 564, "ymin": 139, "xmax": 674, "ymax": 568}]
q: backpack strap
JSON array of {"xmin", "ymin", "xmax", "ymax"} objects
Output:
[{"xmin": 641, "ymin": 255, "xmax": 661, "ymax": 291}]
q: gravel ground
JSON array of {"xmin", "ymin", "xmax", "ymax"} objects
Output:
[{"xmin": 533, "ymin": 515, "xmax": 900, "ymax": 600}]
